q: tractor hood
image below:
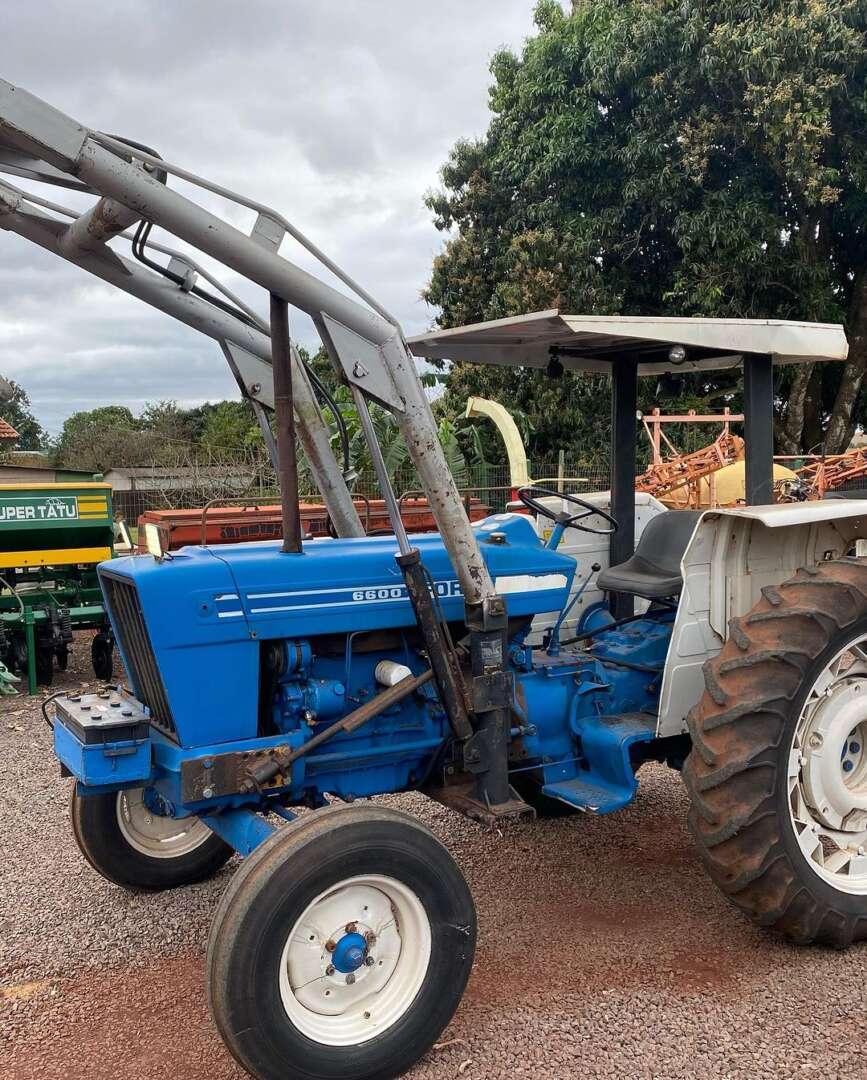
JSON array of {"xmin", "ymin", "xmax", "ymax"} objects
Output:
[
  {"xmin": 102, "ymin": 513, "xmax": 575, "ymax": 647},
  {"xmin": 97, "ymin": 514, "xmax": 575, "ymax": 743}
]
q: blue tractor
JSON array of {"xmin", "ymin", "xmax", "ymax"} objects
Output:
[{"xmin": 4, "ymin": 79, "xmax": 867, "ymax": 1080}]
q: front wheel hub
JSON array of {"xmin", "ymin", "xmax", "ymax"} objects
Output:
[
  {"xmin": 801, "ymin": 681, "xmax": 867, "ymax": 831},
  {"xmin": 330, "ymin": 932, "xmax": 368, "ymax": 974},
  {"xmin": 789, "ymin": 636, "xmax": 867, "ymax": 895},
  {"xmin": 280, "ymin": 875, "xmax": 431, "ymax": 1045}
]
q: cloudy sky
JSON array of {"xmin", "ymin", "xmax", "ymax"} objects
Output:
[{"xmin": 0, "ymin": 1, "xmax": 538, "ymax": 434}]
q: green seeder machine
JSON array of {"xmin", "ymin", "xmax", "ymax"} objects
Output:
[{"xmin": 0, "ymin": 482, "xmax": 116, "ymax": 694}]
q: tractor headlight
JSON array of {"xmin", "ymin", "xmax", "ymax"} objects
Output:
[{"xmin": 143, "ymin": 522, "xmax": 165, "ymax": 560}]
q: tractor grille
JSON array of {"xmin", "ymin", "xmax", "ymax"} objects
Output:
[{"xmin": 101, "ymin": 574, "xmax": 177, "ymax": 740}]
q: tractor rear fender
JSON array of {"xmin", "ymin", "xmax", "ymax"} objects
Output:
[{"xmin": 657, "ymin": 500, "xmax": 867, "ymax": 737}]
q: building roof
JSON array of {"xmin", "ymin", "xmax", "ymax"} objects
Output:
[
  {"xmin": 408, "ymin": 310, "xmax": 849, "ymax": 376},
  {"xmin": 0, "ymin": 417, "xmax": 19, "ymax": 442}
]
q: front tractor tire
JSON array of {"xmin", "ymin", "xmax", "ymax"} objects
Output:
[
  {"xmin": 685, "ymin": 559, "xmax": 867, "ymax": 947},
  {"xmin": 71, "ymin": 786, "xmax": 233, "ymax": 891},
  {"xmin": 207, "ymin": 803, "xmax": 476, "ymax": 1080}
]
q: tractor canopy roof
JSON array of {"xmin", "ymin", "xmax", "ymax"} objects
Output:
[{"xmin": 408, "ymin": 310, "xmax": 848, "ymax": 376}]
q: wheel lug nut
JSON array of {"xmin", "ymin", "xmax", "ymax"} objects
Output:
[
  {"xmin": 346, "ymin": 973, "xmax": 355, "ymax": 985},
  {"xmin": 345, "ymin": 922, "xmax": 357, "ymax": 934},
  {"xmin": 325, "ymin": 940, "xmax": 336, "ymax": 952},
  {"xmin": 325, "ymin": 964, "xmax": 335, "ymax": 976},
  {"xmin": 844, "ymin": 760, "xmax": 854, "ymax": 772},
  {"xmin": 364, "ymin": 930, "xmax": 376, "ymax": 946},
  {"xmin": 851, "ymin": 742, "xmax": 861, "ymax": 754},
  {"xmin": 365, "ymin": 956, "xmax": 375, "ymax": 967}
]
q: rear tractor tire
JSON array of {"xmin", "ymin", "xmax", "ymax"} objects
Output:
[
  {"xmin": 71, "ymin": 785, "xmax": 233, "ymax": 891},
  {"xmin": 684, "ymin": 559, "xmax": 867, "ymax": 947},
  {"xmin": 207, "ymin": 803, "xmax": 476, "ymax": 1080}
]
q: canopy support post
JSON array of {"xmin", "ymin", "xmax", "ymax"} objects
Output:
[
  {"xmin": 744, "ymin": 354, "xmax": 774, "ymax": 506},
  {"xmin": 609, "ymin": 356, "xmax": 638, "ymax": 619}
]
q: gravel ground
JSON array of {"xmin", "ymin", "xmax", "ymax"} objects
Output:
[{"xmin": 2, "ymin": 634, "xmax": 867, "ymax": 1079}]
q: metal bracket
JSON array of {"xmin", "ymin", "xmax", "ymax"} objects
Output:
[
  {"xmin": 166, "ymin": 255, "xmax": 197, "ymax": 292},
  {"xmin": 180, "ymin": 744, "xmax": 291, "ymax": 802},
  {"xmin": 320, "ymin": 313, "xmax": 405, "ymax": 413},
  {"xmin": 0, "ymin": 145, "xmax": 90, "ymax": 190},
  {"xmin": 221, "ymin": 341, "xmax": 275, "ymax": 409},
  {"xmin": 425, "ymin": 772, "xmax": 534, "ymax": 827},
  {"xmin": 251, "ymin": 213, "xmax": 286, "ymax": 253},
  {"xmin": 0, "ymin": 79, "xmax": 88, "ymax": 171},
  {"xmin": 471, "ymin": 670, "xmax": 514, "ymax": 713}
]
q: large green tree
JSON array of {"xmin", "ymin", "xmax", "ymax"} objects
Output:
[
  {"xmin": 0, "ymin": 377, "xmax": 44, "ymax": 450},
  {"xmin": 197, "ymin": 401, "xmax": 262, "ymax": 452},
  {"xmin": 52, "ymin": 399, "xmax": 264, "ymax": 470},
  {"xmin": 425, "ymin": 0, "xmax": 867, "ymax": 455},
  {"xmin": 53, "ymin": 405, "xmax": 142, "ymax": 471}
]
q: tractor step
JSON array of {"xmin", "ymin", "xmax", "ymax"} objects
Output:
[
  {"xmin": 542, "ymin": 713, "xmax": 657, "ymax": 814},
  {"xmin": 425, "ymin": 775, "xmax": 535, "ymax": 827}
]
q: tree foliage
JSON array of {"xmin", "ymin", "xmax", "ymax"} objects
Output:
[
  {"xmin": 52, "ymin": 399, "xmax": 262, "ymax": 472},
  {"xmin": 0, "ymin": 377, "xmax": 44, "ymax": 451},
  {"xmin": 425, "ymin": 0, "xmax": 867, "ymax": 455}
]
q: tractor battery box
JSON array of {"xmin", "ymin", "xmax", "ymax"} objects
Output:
[{"xmin": 53, "ymin": 690, "xmax": 153, "ymax": 788}]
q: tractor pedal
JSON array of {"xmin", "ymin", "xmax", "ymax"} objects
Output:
[{"xmin": 542, "ymin": 712, "xmax": 657, "ymax": 814}]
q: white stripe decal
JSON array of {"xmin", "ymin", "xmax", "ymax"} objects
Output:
[
  {"xmin": 228, "ymin": 571, "xmax": 565, "ymax": 617},
  {"xmin": 250, "ymin": 596, "xmax": 412, "ymax": 614},
  {"xmin": 247, "ymin": 584, "xmax": 393, "ymax": 600},
  {"xmin": 495, "ymin": 573, "xmax": 568, "ymax": 595}
]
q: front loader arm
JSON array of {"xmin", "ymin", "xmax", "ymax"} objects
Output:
[
  {"xmin": 0, "ymin": 178, "xmax": 364, "ymax": 539},
  {"xmin": 0, "ymin": 78, "xmax": 494, "ymax": 604},
  {"xmin": 0, "ymin": 77, "xmax": 521, "ymax": 818}
]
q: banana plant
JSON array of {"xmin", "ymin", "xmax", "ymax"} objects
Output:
[{"xmin": 314, "ymin": 385, "xmax": 469, "ymax": 489}]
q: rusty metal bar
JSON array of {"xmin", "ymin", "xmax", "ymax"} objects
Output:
[
  {"xmin": 269, "ymin": 294, "xmax": 302, "ymax": 554},
  {"xmin": 241, "ymin": 668, "xmax": 434, "ymax": 791}
]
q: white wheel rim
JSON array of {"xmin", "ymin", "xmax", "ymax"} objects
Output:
[
  {"xmin": 789, "ymin": 632, "xmax": 867, "ymax": 894},
  {"xmin": 279, "ymin": 874, "xmax": 431, "ymax": 1046},
  {"xmin": 116, "ymin": 788, "xmax": 213, "ymax": 859}
]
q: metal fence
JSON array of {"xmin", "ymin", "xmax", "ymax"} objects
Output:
[{"xmin": 112, "ymin": 458, "xmax": 612, "ymax": 524}]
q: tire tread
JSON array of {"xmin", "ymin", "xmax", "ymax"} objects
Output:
[{"xmin": 684, "ymin": 559, "xmax": 867, "ymax": 948}]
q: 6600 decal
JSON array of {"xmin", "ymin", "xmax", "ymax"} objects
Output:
[
  {"xmin": 352, "ymin": 586, "xmax": 406, "ymax": 602},
  {"xmin": 351, "ymin": 580, "xmax": 462, "ymax": 603},
  {"xmin": 242, "ymin": 578, "xmax": 465, "ymax": 617}
]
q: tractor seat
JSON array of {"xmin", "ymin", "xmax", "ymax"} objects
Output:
[{"xmin": 595, "ymin": 510, "xmax": 702, "ymax": 601}]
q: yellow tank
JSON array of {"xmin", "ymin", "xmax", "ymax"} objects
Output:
[{"xmin": 661, "ymin": 461, "xmax": 798, "ymax": 508}]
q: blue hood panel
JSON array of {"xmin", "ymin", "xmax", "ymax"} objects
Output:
[
  {"xmin": 98, "ymin": 514, "xmax": 575, "ymax": 744},
  {"xmin": 104, "ymin": 513, "xmax": 575, "ymax": 647}
]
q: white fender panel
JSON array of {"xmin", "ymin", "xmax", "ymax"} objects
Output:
[{"xmin": 657, "ymin": 501, "xmax": 867, "ymax": 737}]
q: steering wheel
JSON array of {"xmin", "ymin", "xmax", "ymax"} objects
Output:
[{"xmin": 517, "ymin": 485, "xmax": 618, "ymax": 537}]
